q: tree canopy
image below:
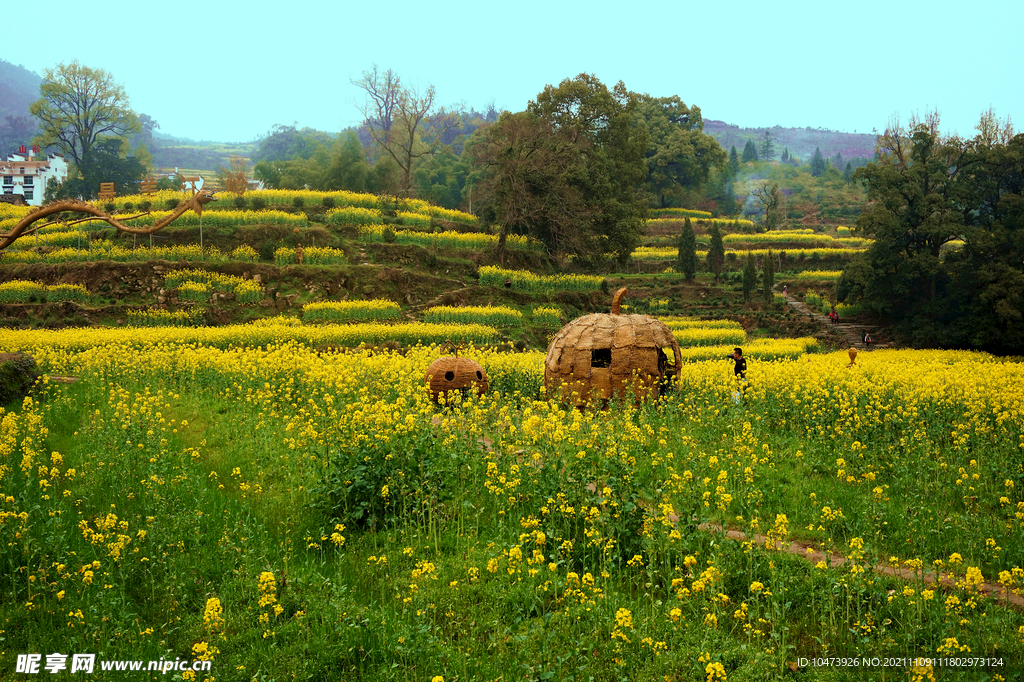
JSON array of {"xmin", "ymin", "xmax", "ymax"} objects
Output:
[
  {"xmin": 30, "ymin": 61, "xmax": 140, "ymax": 169},
  {"xmin": 838, "ymin": 113, "xmax": 1024, "ymax": 350},
  {"xmin": 634, "ymin": 95, "xmax": 725, "ymax": 207}
]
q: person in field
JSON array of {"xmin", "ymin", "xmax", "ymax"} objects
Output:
[{"xmin": 731, "ymin": 347, "xmax": 749, "ymax": 403}]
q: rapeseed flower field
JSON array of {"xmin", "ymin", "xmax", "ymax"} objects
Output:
[{"xmin": 1, "ymin": 334, "xmax": 1021, "ymax": 680}]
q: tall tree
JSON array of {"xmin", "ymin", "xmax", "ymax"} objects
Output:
[
  {"xmin": 743, "ymin": 252, "xmax": 757, "ymax": 302},
  {"xmin": 527, "ymin": 74, "xmax": 649, "ymax": 265},
  {"xmin": 352, "ymin": 65, "xmax": 454, "ymax": 195},
  {"xmin": 634, "ymin": 94, "xmax": 725, "ymax": 207},
  {"xmin": 30, "ymin": 61, "xmax": 140, "ymax": 170},
  {"xmin": 760, "ymin": 130, "xmax": 776, "ymax": 161},
  {"xmin": 838, "ymin": 111, "xmax": 1024, "ymax": 349},
  {"xmin": 321, "ymin": 130, "xmax": 371, "ymax": 192},
  {"xmin": 471, "ymin": 110, "xmax": 593, "ymax": 263},
  {"xmin": 677, "ymin": 217, "xmax": 697, "ymax": 280},
  {"xmin": 762, "ymin": 248, "xmax": 775, "ymax": 302},
  {"xmin": 741, "ymin": 139, "xmax": 758, "ymax": 163},
  {"xmin": 706, "ymin": 225, "xmax": 725, "ymax": 282},
  {"xmin": 810, "ymin": 146, "xmax": 826, "ymax": 177},
  {"xmin": 728, "ymin": 146, "xmax": 740, "ymax": 177},
  {"xmin": 754, "ymin": 182, "xmax": 782, "ymax": 230}
]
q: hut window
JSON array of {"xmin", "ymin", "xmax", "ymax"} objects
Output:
[
  {"xmin": 591, "ymin": 348, "xmax": 611, "ymax": 368},
  {"xmin": 476, "ymin": 370, "xmax": 483, "ymax": 380},
  {"xmin": 444, "ymin": 371, "xmax": 455, "ymax": 381}
]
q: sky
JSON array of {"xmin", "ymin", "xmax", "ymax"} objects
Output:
[{"xmin": 5, "ymin": 0, "xmax": 1022, "ymax": 144}]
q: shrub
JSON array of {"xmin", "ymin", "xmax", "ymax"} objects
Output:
[
  {"xmin": 293, "ymin": 196, "xmax": 305, "ymax": 208},
  {"xmin": 233, "ymin": 196, "xmax": 247, "ymax": 209},
  {"xmin": 166, "ymin": 198, "xmax": 180, "ymax": 210},
  {"xmin": 250, "ymin": 196, "xmax": 266, "ymax": 210},
  {"xmin": 139, "ymin": 201, "xmax": 152, "ymax": 211},
  {"xmin": 322, "ymin": 196, "xmax": 335, "ymax": 208},
  {"xmin": 382, "ymin": 226, "xmax": 397, "ymax": 243},
  {"xmin": 104, "ymin": 203, "xmax": 116, "ymax": 213}
]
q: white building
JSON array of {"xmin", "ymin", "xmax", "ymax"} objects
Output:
[{"xmin": 1, "ymin": 146, "xmax": 69, "ymax": 206}]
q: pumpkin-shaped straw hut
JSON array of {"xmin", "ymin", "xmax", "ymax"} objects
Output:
[
  {"xmin": 544, "ymin": 287, "xmax": 681, "ymax": 407},
  {"xmin": 425, "ymin": 356, "xmax": 489, "ymax": 404}
]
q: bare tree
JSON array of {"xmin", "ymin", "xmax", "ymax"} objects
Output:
[
  {"xmin": 753, "ymin": 182, "xmax": 782, "ymax": 230},
  {"xmin": 352, "ymin": 65, "xmax": 454, "ymax": 194}
]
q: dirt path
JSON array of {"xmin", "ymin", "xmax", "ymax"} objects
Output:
[
  {"xmin": 701, "ymin": 523, "xmax": 1024, "ymax": 609},
  {"xmin": 783, "ymin": 295, "xmax": 880, "ymax": 351}
]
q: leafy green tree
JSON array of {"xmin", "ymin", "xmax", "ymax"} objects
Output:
[
  {"xmin": 634, "ymin": 94, "xmax": 725, "ymax": 207},
  {"xmin": 741, "ymin": 139, "xmax": 758, "ymax": 162},
  {"xmin": 677, "ymin": 217, "xmax": 697, "ymax": 280},
  {"xmin": 810, "ymin": 146, "xmax": 826, "ymax": 177},
  {"xmin": 838, "ymin": 113, "xmax": 1024, "ymax": 350},
  {"xmin": 527, "ymin": 74, "xmax": 649, "ymax": 265},
  {"xmin": 728, "ymin": 146, "xmax": 740, "ymax": 177},
  {"xmin": 743, "ymin": 252, "xmax": 757, "ymax": 302},
  {"xmin": 51, "ymin": 137, "xmax": 145, "ymax": 198},
  {"xmin": 471, "ymin": 110, "xmax": 593, "ymax": 262},
  {"xmin": 762, "ymin": 248, "xmax": 775, "ymax": 302},
  {"xmin": 321, "ymin": 130, "xmax": 371, "ymax": 192},
  {"xmin": 760, "ymin": 130, "xmax": 776, "ymax": 161},
  {"xmin": 844, "ymin": 161, "xmax": 854, "ymax": 184},
  {"xmin": 251, "ymin": 124, "xmax": 333, "ymax": 164},
  {"xmin": 706, "ymin": 225, "xmax": 725, "ymax": 282},
  {"xmin": 30, "ymin": 61, "xmax": 140, "ymax": 170}
]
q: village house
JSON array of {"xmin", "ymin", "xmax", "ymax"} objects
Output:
[{"xmin": 1, "ymin": 146, "xmax": 69, "ymax": 206}]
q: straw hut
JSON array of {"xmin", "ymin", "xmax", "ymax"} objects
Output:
[
  {"xmin": 425, "ymin": 356, "xmax": 489, "ymax": 404},
  {"xmin": 544, "ymin": 288, "xmax": 680, "ymax": 407}
]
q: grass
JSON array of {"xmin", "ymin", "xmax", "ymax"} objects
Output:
[{"xmin": 1, "ymin": 343, "xmax": 1022, "ymax": 681}]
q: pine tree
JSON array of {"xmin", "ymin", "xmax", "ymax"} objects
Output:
[
  {"xmin": 728, "ymin": 146, "xmax": 740, "ymax": 177},
  {"xmin": 781, "ymin": 147, "xmax": 789, "ymax": 163},
  {"xmin": 743, "ymin": 252, "xmax": 757, "ymax": 303},
  {"xmin": 762, "ymin": 248, "xmax": 775, "ymax": 303},
  {"xmin": 760, "ymin": 130, "xmax": 776, "ymax": 161},
  {"xmin": 810, "ymin": 147, "xmax": 826, "ymax": 177},
  {"xmin": 741, "ymin": 139, "xmax": 758, "ymax": 163},
  {"xmin": 677, "ymin": 217, "xmax": 697, "ymax": 281}
]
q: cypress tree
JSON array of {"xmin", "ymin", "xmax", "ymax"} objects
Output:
[
  {"xmin": 707, "ymin": 225, "xmax": 725, "ymax": 283},
  {"xmin": 677, "ymin": 217, "xmax": 697, "ymax": 281},
  {"xmin": 762, "ymin": 248, "xmax": 775, "ymax": 303},
  {"xmin": 743, "ymin": 252, "xmax": 757, "ymax": 303}
]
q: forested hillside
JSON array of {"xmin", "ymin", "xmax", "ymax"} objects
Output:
[
  {"xmin": 0, "ymin": 58, "xmax": 41, "ymax": 155},
  {"xmin": 705, "ymin": 119, "xmax": 876, "ymax": 162}
]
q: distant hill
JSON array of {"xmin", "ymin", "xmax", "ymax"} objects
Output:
[
  {"xmin": 0, "ymin": 59, "xmax": 42, "ymax": 155},
  {"xmin": 0, "ymin": 58, "xmax": 40, "ymax": 118},
  {"xmin": 704, "ymin": 120, "xmax": 878, "ymax": 163}
]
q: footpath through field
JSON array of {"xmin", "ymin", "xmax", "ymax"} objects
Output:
[{"xmin": 783, "ymin": 294, "xmax": 878, "ymax": 350}]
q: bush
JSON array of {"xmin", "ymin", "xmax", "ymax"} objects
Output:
[
  {"xmin": 322, "ymin": 196, "xmax": 335, "ymax": 208},
  {"xmin": 251, "ymin": 196, "xmax": 266, "ymax": 210},
  {"xmin": 139, "ymin": 201, "xmax": 152, "ymax": 211},
  {"xmin": 166, "ymin": 198, "xmax": 180, "ymax": 210},
  {"xmin": 104, "ymin": 203, "xmax": 116, "ymax": 213},
  {"xmin": 382, "ymin": 226, "xmax": 397, "ymax": 243},
  {"xmin": 233, "ymin": 196, "xmax": 247, "ymax": 209},
  {"xmin": 123, "ymin": 202, "xmax": 134, "ymax": 211},
  {"xmin": 293, "ymin": 196, "xmax": 305, "ymax": 208}
]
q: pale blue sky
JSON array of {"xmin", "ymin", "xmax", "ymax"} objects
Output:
[{"xmin": 6, "ymin": 0, "xmax": 1021, "ymax": 143}]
